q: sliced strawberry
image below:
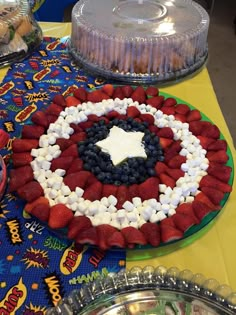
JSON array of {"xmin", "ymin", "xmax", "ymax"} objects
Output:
[
  {"xmin": 65, "ymin": 95, "xmax": 81, "ymax": 107},
  {"xmin": 107, "ymin": 231, "xmax": 126, "ymax": 248},
  {"xmin": 45, "ymin": 103, "xmax": 63, "ymax": 116},
  {"xmin": 87, "ymin": 90, "xmax": 110, "ymax": 102},
  {"xmin": 121, "ymin": 85, "xmax": 134, "ymax": 98},
  {"xmin": 56, "ymin": 138, "xmax": 74, "ymax": 151},
  {"xmin": 61, "ymin": 144, "xmax": 78, "ymax": 158},
  {"xmin": 128, "ymin": 184, "xmax": 139, "ymax": 200},
  {"xmin": 207, "ymin": 150, "xmax": 229, "ymax": 164},
  {"xmin": 195, "ymin": 192, "xmax": 220, "ymax": 210},
  {"xmin": 102, "ymin": 184, "xmax": 118, "ymax": 198},
  {"xmin": 167, "ymin": 140, "xmax": 182, "ymax": 153},
  {"xmin": 163, "ymin": 97, "xmax": 177, "ymax": 107},
  {"xmin": 127, "ymin": 106, "xmax": 141, "ymax": 118},
  {"xmin": 83, "ymin": 181, "xmax": 103, "ymax": 201},
  {"xmin": 166, "ymin": 168, "xmax": 184, "ymax": 181},
  {"xmin": 12, "ymin": 139, "xmax": 38, "ymax": 153},
  {"xmin": 64, "ymin": 171, "xmax": 94, "ymax": 190},
  {"xmin": 0, "ymin": 130, "xmax": 10, "ymax": 149},
  {"xmin": 174, "ymin": 113, "xmax": 187, "ymax": 123},
  {"xmin": 160, "ymin": 224, "xmax": 183, "ymax": 243},
  {"xmin": 67, "ymin": 158, "xmax": 84, "ymax": 175},
  {"xmin": 199, "ymin": 175, "xmax": 232, "ymax": 193},
  {"xmin": 154, "ymin": 161, "xmax": 168, "ymax": 175},
  {"xmin": 159, "ymin": 137, "xmax": 173, "ymax": 149},
  {"xmin": 148, "ymin": 125, "xmax": 159, "ymax": 135},
  {"xmin": 116, "ymin": 185, "xmax": 129, "ymax": 209},
  {"xmin": 192, "ymin": 200, "xmax": 213, "ymax": 221},
  {"xmin": 9, "ymin": 165, "xmax": 34, "ymax": 191},
  {"xmin": 76, "ymin": 227, "xmax": 98, "ymax": 246},
  {"xmin": 168, "ymin": 155, "xmax": 186, "ymax": 168},
  {"xmin": 175, "ymin": 203, "xmax": 200, "ymax": 224},
  {"xmin": 207, "ymin": 163, "xmax": 232, "ymax": 183},
  {"xmin": 101, "ymin": 84, "xmax": 114, "ymax": 97},
  {"xmin": 159, "ymin": 217, "xmax": 176, "ymax": 228},
  {"xmin": 48, "ymin": 204, "xmax": 74, "ymax": 229},
  {"xmin": 52, "ymin": 94, "xmax": 66, "ymax": 107},
  {"xmin": 73, "ymin": 87, "xmax": 87, "ymax": 102},
  {"xmin": 70, "ymin": 123, "xmax": 83, "ymax": 133},
  {"xmin": 175, "ymin": 104, "xmax": 190, "ymax": 115},
  {"xmin": 138, "ymin": 177, "xmax": 159, "ymax": 200},
  {"xmin": 87, "ymin": 114, "xmax": 100, "ymax": 122},
  {"xmin": 67, "ymin": 216, "xmax": 92, "ymax": 239},
  {"xmin": 31, "ymin": 111, "xmax": 49, "ymax": 128},
  {"xmin": 21, "ymin": 125, "xmax": 44, "ymax": 139},
  {"xmin": 159, "ymin": 173, "xmax": 175, "ymax": 189},
  {"xmin": 78, "ymin": 121, "xmax": 94, "ymax": 131},
  {"xmin": 201, "ymin": 124, "xmax": 220, "ymax": 139},
  {"xmin": 24, "ymin": 196, "xmax": 49, "ymax": 214},
  {"xmin": 98, "ymin": 116, "xmax": 109, "ymax": 124},
  {"xmin": 70, "ymin": 132, "xmax": 87, "ymax": 143},
  {"xmin": 173, "ymin": 213, "xmax": 196, "ymax": 232},
  {"xmin": 161, "ymin": 107, "xmax": 175, "ymax": 115},
  {"xmin": 145, "ymin": 86, "xmax": 159, "ymax": 97},
  {"xmin": 189, "ymin": 121, "xmax": 207, "ymax": 136},
  {"xmin": 112, "ymin": 86, "xmax": 125, "ymax": 100},
  {"xmin": 96, "ymin": 224, "xmax": 117, "ymax": 250},
  {"xmin": 157, "ymin": 127, "xmax": 174, "ymax": 139},
  {"xmin": 131, "ymin": 86, "xmax": 146, "ymax": 104},
  {"xmin": 186, "ymin": 109, "xmax": 202, "ymax": 122},
  {"xmin": 31, "ymin": 203, "xmax": 50, "ymax": 222},
  {"xmin": 140, "ymin": 222, "xmax": 160, "ymax": 247},
  {"xmin": 50, "ymin": 156, "xmax": 74, "ymax": 172},
  {"xmin": 47, "ymin": 114, "xmax": 58, "ymax": 124},
  {"xmin": 12, "ymin": 152, "xmax": 33, "ymax": 167},
  {"xmin": 17, "ymin": 181, "xmax": 44, "ymax": 202},
  {"xmin": 140, "ymin": 113, "xmax": 155, "ymax": 125},
  {"xmin": 121, "ymin": 227, "xmax": 147, "ymax": 247},
  {"xmin": 197, "ymin": 136, "xmax": 215, "ymax": 149},
  {"xmin": 106, "ymin": 110, "xmax": 120, "ymax": 119},
  {"xmin": 146, "ymin": 96, "xmax": 164, "ymax": 109},
  {"xmin": 208, "ymin": 139, "xmax": 227, "ymax": 151},
  {"xmin": 201, "ymin": 187, "xmax": 225, "ymax": 205}
]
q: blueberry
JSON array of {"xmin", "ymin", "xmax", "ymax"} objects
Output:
[
  {"xmin": 147, "ymin": 168, "xmax": 156, "ymax": 176},
  {"xmin": 114, "ymin": 180, "xmax": 122, "ymax": 186},
  {"xmin": 97, "ymin": 173, "xmax": 105, "ymax": 181},
  {"xmin": 83, "ymin": 163, "xmax": 90, "ymax": 170}
]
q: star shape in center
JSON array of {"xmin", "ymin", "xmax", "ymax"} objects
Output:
[{"xmin": 96, "ymin": 126, "xmax": 147, "ymax": 166}]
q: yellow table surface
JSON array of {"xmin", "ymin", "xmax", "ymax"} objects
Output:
[{"xmin": 1, "ymin": 22, "xmax": 236, "ymax": 288}]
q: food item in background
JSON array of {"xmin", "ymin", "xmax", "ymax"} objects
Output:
[{"xmin": 9, "ymin": 85, "xmax": 233, "ymax": 250}]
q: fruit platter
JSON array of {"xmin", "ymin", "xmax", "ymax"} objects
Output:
[{"xmin": 8, "ymin": 84, "xmax": 233, "ymax": 252}]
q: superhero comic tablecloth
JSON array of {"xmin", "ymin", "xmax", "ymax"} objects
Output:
[{"xmin": 0, "ymin": 37, "xmax": 126, "ymax": 315}]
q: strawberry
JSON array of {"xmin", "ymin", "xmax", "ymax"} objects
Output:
[
  {"xmin": 47, "ymin": 115, "xmax": 58, "ymax": 124},
  {"xmin": 128, "ymin": 184, "xmax": 139, "ymax": 200},
  {"xmin": 56, "ymin": 138, "xmax": 74, "ymax": 151},
  {"xmin": 159, "ymin": 137, "xmax": 173, "ymax": 149},
  {"xmin": 70, "ymin": 132, "xmax": 87, "ymax": 143},
  {"xmin": 50, "ymin": 156, "xmax": 74, "ymax": 172},
  {"xmin": 157, "ymin": 127, "xmax": 174, "ymax": 139},
  {"xmin": 200, "ymin": 175, "xmax": 232, "ymax": 193},
  {"xmin": 175, "ymin": 104, "xmax": 190, "ymax": 115},
  {"xmin": 159, "ymin": 173, "xmax": 175, "ymax": 189},
  {"xmin": 121, "ymin": 227, "xmax": 147, "ymax": 247},
  {"xmin": 78, "ymin": 121, "xmax": 94, "ymax": 130},
  {"xmin": 24, "ymin": 196, "xmax": 49, "ymax": 214},
  {"xmin": 61, "ymin": 144, "xmax": 78, "ymax": 158},
  {"xmin": 163, "ymin": 97, "xmax": 177, "ymax": 107},
  {"xmin": 48, "ymin": 204, "xmax": 74, "ymax": 229},
  {"xmin": 174, "ymin": 113, "xmax": 187, "ymax": 123},
  {"xmin": 21, "ymin": 125, "xmax": 44, "ymax": 139},
  {"xmin": 148, "ymin": 125, "xmax": 159, "ymax": 135},
  {"xmin": 175, "ymin": 203, "xmax": 200, "ymax": 224},
  {"xmin": 107, "ymin": 231, "xmax": 126, "ymax": 248},
  {"xmin": 102, "ymin": 184, "xmax": 118, "ymax": 198},
  {"xmin": 207, "ymin": 150, "xmax": 228, "ymax": 164},
  {"xmin": 192, "ymin": 200, "xmax": 212, "ymax": 221},
  {"xmin": 83, "ymin": 181, "xmax": 103, "ymax": 201},
  {"xmin": 121, "ymin": 85, "xmax": 134, "ymax": 98},
  {"xmin": 140, "ymin": 113, "xmax": 155, "ymax": 125},
  {"xmin": 195, "ymin": 192, "xmax": 220, "ymax": 210},
  {"xmin": 12, "ymin": 152, "xmax": 33, "ymax": 167},
  {"xmin": 208, "ymin": 139, "xmax": 227, "ymax": 151},
  {"xmin": 154, "ymin": 161, "xmax": 168, "ymax": 175},
  {"xmin": 96, "ymin": 224, "xmax": 117, "ymax": 250},
  {"xmin": 189, "ymin": 121, "xmax": 206, "ymax": 136},
  {"xmin": 173, "ymin": 213, "xmax": 196, "ymax": 232},
  {"xmin": 45, "ymin": 103, "xmax": 63, "ymax": 116},
  {"xmin": 64, "ymin": 171, "xmax": 94, "ymax": 190},
  {"xmin": 87, "ymin": 114, "xmax": 100, "ymax": 122},
  {"xmin": 166, "ymin": 168, "xmax": 184, "ymax": 181},
  {"xmin": 101, "ymin": 84, "xmax": 114, "ymax": 97},
  {"xmin": 146, "ymin": 96, "xmax": 164, "ymax": 109},
  {"xmin": 197, "ymin": 136, "xmax": 215, "ymax": 149},
  {"xmin": 9, "ymin": 165, "xmax": 33, "ymax": 191},
  {"xmin": 67, "ymin": 158, "xmax": 84, "ymax": 175},
  {"xmin": 87, "ymin": 90, "xmax": 110, "ymax": 102},
  {"xmin": 160, "ymin": 224, "xmax": 183, "ymax": 243},
  {"xmin": 17, "ymin": 181, "xmax": 44, "ymax": 202},
  {"xmin": 167, "ymin": 140, "xmax": 182, "ymax": 153},
  {"xmin": 12, "ymin": 139, "xmax": 38, "ymax": 153},
  {"xmin": 161, "ymin": 107, "xmax": 175, "ymax": 115},
  {"xmin": 0, "ymin": 129, "xmax": 9, "ymax": 149},
  {"xmin": 201, "ymin": 187, "xmax": 225, "ymax": 205},
  {"xmin": 201, "ymin": 124, "xmax": 220, "ymax": 139},
  {"xmin": 131, "ymin": 86, "xmax": 146, "ymax": 104},
  {"xmin": 31, "ymin": 203, "xmax": 50, "ymax": 222},
  {"xmin": 70, "ymin": 123, "xmax": 83, "ymax": 133},
  {"xmin": 186, "ymin": 109, "xmax": 201, "ymax": 122},
  {"xmin": 65, "ymin": 95, "xmax": 81, "ymax": 107},
  {"xmin": 140, "ymin": 223, "xmax": 160, "ymax": 246},
  {"xmin": 112, "ymin": 87, "xmax": 125, "ymax": 100},
  {"xmin": 67, "ymin": 216, "xmax": 92, "ymax": 239},
  {"xmin": 98, "ymin": 116, "xmax": 110, "ymax": 124},
  {"xmin": 52, "ymin": 94, "xmax": 67, "ymax": 107},
  {"xmin": 73, "ymin": 87, "xmax": 87, "ymax": 102},
  {"xmin": 127, "ymin": 106, "xmax": 141, "ymax": 118},
  {"xmin": 138, "ymin": 177, "xmax": 159, "ymax": 200},
  {"xmin": 207, "ymin": 163, "xmax": 232, "ymax": 183},
  {"xmin": 116, "ymin": 185, "xmax": 129, "ymax": 209},
  {"xmin": 76, "ymin": 227, "xmax": 98, "ymax": 245},
  {"xmin": 168, "ymin": 155, "xmax": 186, "ymax": 168},
  {"xmin": 31, "ymin": 111, "xmax": 49, "ymax": 128},
  {"xmin": 159, "ymin": 217, "xmax": 175, "ymax": 228},
  {"xmin": 145, "ymin": 86, "xmax": 159, "ymax": 97},
  {"xmin": 106, "ymin": 110, "xmax": 120, "ymax": 119}
]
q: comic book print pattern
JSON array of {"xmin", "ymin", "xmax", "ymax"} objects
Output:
[{"xmin": 0, "ymin": 37, "xmax": 125, "ymax": 315}]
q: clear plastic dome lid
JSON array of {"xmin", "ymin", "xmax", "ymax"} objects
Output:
[{"xmin": 74, "ymin": 0, "xmax": 209, "ymax": 38}]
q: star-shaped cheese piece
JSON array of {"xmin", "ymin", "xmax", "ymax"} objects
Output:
[{"xmin": 95, "ymin": 126, "xmax": 147, "ymax": 166}]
